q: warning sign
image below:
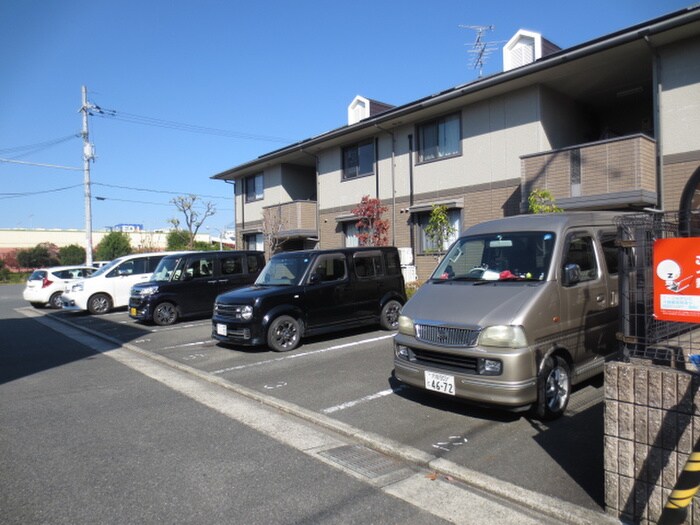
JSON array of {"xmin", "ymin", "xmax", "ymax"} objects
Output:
[{"xmin": 653, "ymin": 238, "xmax": 700, "ymax": 323}]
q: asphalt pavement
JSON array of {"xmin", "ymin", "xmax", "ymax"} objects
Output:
[{"xmin": 0, "ymin": 284, "xmax": 624, "ymax": 524}]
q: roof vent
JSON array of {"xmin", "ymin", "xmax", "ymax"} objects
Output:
[
  {"xmin": 348, "ymin": 95, "xmax": 395, "ymax": 125},
  {"xmin": 502, "ymin": 29, "xmax": 560, "ymax": 71}
]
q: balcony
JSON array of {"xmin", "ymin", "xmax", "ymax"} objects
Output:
[
  {"xmin": 262, "ymin": 200, "xmax": 318, "ymax": 239},
  {"xmin": 521, "ymin": 134, "xmax": 657, "ymax": 211}
]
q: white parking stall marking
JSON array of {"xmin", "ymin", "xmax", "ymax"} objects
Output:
[
  {"xmin": 263, "ymin": 381, "xmax": 287, "ymax": 390},
  {"xmin": 159, "ymin": 340, "xmax": 213, "ymax": 351},
  {"xmin": 182, "ymin": 353, "xmax": 206, "ymax": 361},
  {"xmin": 149, "ymin": 320, "xmax": 210, "ymax": 333},
  {"xmin": 321, "ymin": 385, "xmax": 407, "ymax": 414},
  {"xmin": 431, "ymin": 435, "xmax": 468, "ymax": 452},
  {"xmin": 211, "ymin": 334, "xmax": 394, "ymax": 375}
]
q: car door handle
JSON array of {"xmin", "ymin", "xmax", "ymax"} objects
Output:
[
  {"xmin": 207, "ymin": 280, "xmax": 218, "ymax": 284},
  {"xmin": 596, "ymin": 294, "xmax": 605, "ymax": 303}
]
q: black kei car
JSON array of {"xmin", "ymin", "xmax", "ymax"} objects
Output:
[
  {"xmin": 129, "ymin": 250, "xmax": 265, "ymax": 326},
  {"xmin": 211, "ymin": 247, "xmax": 406, "ymax": 352}
]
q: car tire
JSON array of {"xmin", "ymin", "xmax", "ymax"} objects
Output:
[
  {"xmin": 49, "ymin": 292, "xmax": 63, "ymax": 309},
  {"xmin": 267, "ymin": 315, "xmax": 300, "ymax": 352},
  {"xmin": 534, "ymin": 355, "xmax": 571, "ymax": 420},
  {"xmin": 87, "ymin": 293, "xmax": 112, "ymax": 315},
  {"xmin": 153, "ymin": 302, "xmax": 178, "ymax": 326},
  {"xmin": 379, "ymin": 299, "xmax": 402, "ymax": 330}
]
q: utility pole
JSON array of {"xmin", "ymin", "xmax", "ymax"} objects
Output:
[{"xmin": 81, "ymin": 86, "xmax": 95, "ymax": 266}]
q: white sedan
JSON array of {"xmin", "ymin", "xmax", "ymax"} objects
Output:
[{"xmin": 23, "ymin": 265, "xmax": 95, "ymax": 309}]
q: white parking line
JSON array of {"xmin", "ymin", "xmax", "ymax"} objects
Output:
[
  {"xmin": 160, "ymin": 340, "xmax": 213, "ymax": 351},
  {"xmin": 211, "ymin": 334, "xmax": 394, "ymax": 374},
  {"xmin": 321, "ymin": 385, "xmax": 406, "ymax": 414}
]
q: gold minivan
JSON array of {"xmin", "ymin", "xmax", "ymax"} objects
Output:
[{"xmin": 394, "ymin": 212, "xmax": 624, "ymax": 419}]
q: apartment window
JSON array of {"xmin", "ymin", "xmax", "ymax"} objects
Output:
[
  {"xmin": 416, "ymin": 208, "xmax": 461, "ymax": 254},
  {"xmin": 344, "ymin": 221, "xmax": 359, "ymax": 247},
  {"xmin": 417, "ymin": 113, "xmax": 461, "ymax": 163},
  {"xmin": 245, "ymin": 174, "xmax": 264, "ymax": 202},
  {"xmin": 342, "ymin": 140, "xmax": 374, "ymax": 180},
  {"xmin": 244, "ymin": 233, "xmax": 264, "ymax": 251}
]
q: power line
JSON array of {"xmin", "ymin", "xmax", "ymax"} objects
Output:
[
  {"xmin": 0, "ymin": 184, "xmax": 83, "ymax": 199},
  {"xmin": 93, "ymin": 182, "xmax": 231, "ymax": 201},
  {"xmin": 0, "ymin": 157, "xmax": 82, "ymax": 171},
  {"xmin": 90, "ymin": 104, "xmax": 296, "ymax": 144},
  {"xmin": 93, "ymin": 194, "xmax": 233, "ymax": 211},
  {"xmin": 0, "ymin": 134, "xmax": 80, "ymax": 158}
]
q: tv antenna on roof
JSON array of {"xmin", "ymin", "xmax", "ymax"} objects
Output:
[{"xmin": 460, "ymin": 25, "xmax": 502, "ymax": 78}]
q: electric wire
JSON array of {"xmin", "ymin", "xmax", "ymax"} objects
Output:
[
  {"xmin": 0, "ymin": 184, "xmax": 83, "ymax": 199},
  {"xmin": 90, "ymin": 105, "xmax": 295, "ymax": 144},
  {"xmin": 92, "ymin": 182, "xmax": 231, "ymax": 200},
  {"xmin": 0, "ymin": 134, "xmax": 79, "ymax": 157}
]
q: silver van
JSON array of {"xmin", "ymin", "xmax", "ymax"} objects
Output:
[{"xmin": 393, "ymin": 212, "xmax": 623, "ymax": 419}]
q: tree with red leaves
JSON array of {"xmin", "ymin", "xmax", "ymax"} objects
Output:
[{"xmin": 351, "ymin": 195, "xmax": 389, "ymax": 246}]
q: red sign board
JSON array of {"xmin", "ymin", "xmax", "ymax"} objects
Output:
[{"xmin": 653, "ymin": 238, "xmax": 700, "ymax": 323}]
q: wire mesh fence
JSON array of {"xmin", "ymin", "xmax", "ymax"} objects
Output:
[{"xmin": 616, "ymin": 211, "xmax": 700, "ymax": 370}]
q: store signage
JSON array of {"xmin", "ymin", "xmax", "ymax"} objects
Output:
[{"xmin": 653, "ymin": 238, "xmax": 700, "ymax": 323}]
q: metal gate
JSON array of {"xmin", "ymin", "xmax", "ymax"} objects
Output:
[{"xmin": 616, "ymin": 211, "xmax": 700, "ymax": 368}]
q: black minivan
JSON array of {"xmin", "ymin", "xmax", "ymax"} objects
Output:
[
  {"xmin": 129, "ymin": 250, "xmax": 265, "ymax": 326},
  {"xmin": 211, "ymin": 247, "xmax": 406, "ymax": 352}
]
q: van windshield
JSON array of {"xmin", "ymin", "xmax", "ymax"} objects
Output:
[
  {"xmin": 255, "ymin": 253, "xmax": 313, "ymax": 286},
  {"xmin": 151, "ymin": 256, "xmax": 183, "ymax": 282},
  {"xmin": 431, "ymin": 231, "xmax": 556, "ymax": 282}
]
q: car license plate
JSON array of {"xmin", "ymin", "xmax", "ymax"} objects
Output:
[
  {"xmin": 130, "ymin": 307, "xmax": 137, "ymax": 316},
  {"xmin": 425, "ymin": 371, "xmax": 455, "ymax": 395},
  {"xmin": 216, "ymin": 323, "xmax": 227, "ymax": 336}
]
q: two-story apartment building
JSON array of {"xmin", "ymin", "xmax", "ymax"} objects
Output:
[{"xmin": 213, "ymin": 6, "xmax": 700, "ymax": 282}]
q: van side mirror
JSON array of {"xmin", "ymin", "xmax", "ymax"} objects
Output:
[
  {"xmin": 562, "ymin": 263, "xmax": 581, "ymax": 287},
  {"xmin": 308, "ymin": 273, "xmax": 320, "ymax": 285}
]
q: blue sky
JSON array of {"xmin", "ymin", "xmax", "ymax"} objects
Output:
[{"xmin": 0, "ymin": 0, "xmax": 693, "ymax": 233}]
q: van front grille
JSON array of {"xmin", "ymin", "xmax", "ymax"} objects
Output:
[
  {"xmin": 415, "ymin": 324, "xmax": 480, "ymax": 347},
  {"xmin": 411, "ymin": 348, "xmax": 478, "ymax": 372}
]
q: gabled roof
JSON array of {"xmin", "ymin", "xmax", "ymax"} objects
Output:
[{"xmin": 212, "ymin": 6, "xmax": 700, "ymax": 181}]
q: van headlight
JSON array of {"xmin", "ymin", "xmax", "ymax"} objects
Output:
[
  {"xmin": 138, "ymin": 285, "xmax": 159, "ymax": 296},
  {"xmin": 478, "ymin": 325, "xmax": 527, "ymax": 348},
  {"xmin": 398, "ymin": 315, "xmax": 415, "ymax": 336}
]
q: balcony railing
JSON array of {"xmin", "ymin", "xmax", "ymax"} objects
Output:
[
  {"xmin": 521, "ymin": 134, "xmax": 657, "ymax": 210},
  {"xmin": 262, "ymin": 200, "xmax": 317, "ymax": 237}
]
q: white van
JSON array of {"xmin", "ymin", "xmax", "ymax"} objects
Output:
[{"xmin": 61, "ymin": 252, "xmax": 184, "ymax": 314}]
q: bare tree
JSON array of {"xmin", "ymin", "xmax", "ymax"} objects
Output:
[
  {"xmin": 262, "ymin": 206, "xmax": 288, "ymax": 255},
  {"xmin": 168, "ymin": 194, "xmax": 216, "ymax": 249}
]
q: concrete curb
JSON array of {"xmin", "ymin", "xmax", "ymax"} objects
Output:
[{"xmin": 43, "ymin": 312, "xmax": 622, "ymax": 525}]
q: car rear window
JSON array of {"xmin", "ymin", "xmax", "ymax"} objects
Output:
[{"xmin": 28, "ymin": 270, "xmax": 47, "ymax": 281}]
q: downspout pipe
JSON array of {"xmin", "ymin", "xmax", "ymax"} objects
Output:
[
  {"xmin": 300, "ymin": 148, "xmax": 320, "ymax": 248},
  {"xmin": 375, "ymin": 124, "xmax": 396, "ymax": 246},
  {"xmin": 644, "ymin": 33, "xmax": 663, "ymax": 210}
]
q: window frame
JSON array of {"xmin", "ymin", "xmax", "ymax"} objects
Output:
[
  {"xmin": 342, "ymin": 139, "xmax": 375, "ymax": 181},
  {"xmin": 416, "ymin": 112, "xmax": 462, "ymax": 164},
  {"xmin": 244, "ymin": 173, "xmax": 264, "ymax": 203}
]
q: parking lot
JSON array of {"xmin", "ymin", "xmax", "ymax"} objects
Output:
[{"xmin": 33, "ymin": 304, "xmax": 607, "ymax": 512}]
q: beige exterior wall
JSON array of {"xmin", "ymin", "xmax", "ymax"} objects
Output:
[{"xmin": 660, "ymin": 36, "xmax": 700, "ymax": 157}]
